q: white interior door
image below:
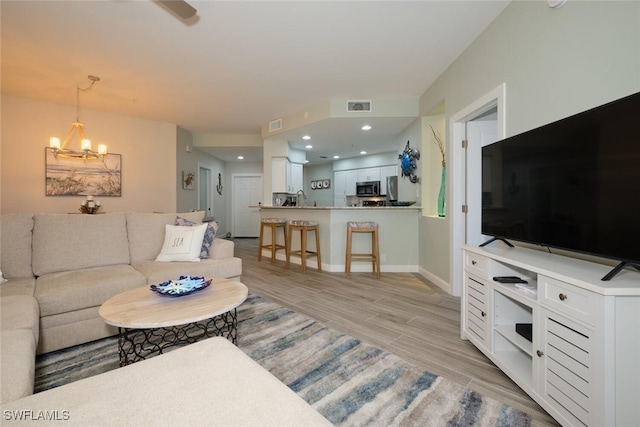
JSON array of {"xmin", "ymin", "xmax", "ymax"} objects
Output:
[
  {"xmin": 198, "ymin": 166, "xmax": 213, "ymax": 219},
  {"xmin": 466, "ymin": 117, "xmax": 498, "ymax": 245},
  {"xmin": 233, "ymin": 175, "xmax": 262, "ymax": 237},
  {"xmin": 450, "ymin": 84, "xmax": 505, "ymax": 296}
]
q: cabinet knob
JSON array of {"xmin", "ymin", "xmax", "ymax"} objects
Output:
[
  {"xmin": 481, "ymin": 311, "xmax": 486, "ymax": 317},
  {"xmin": 536, "ymin": 350, "xmax": 544, "ymax": 357},
  {"xmin": 472, "ymin": 260, "xmax": 477, "ymax": 265},
  {"xmin": 558, "ymin": 293, "xmax": 568, "ymax": 301}
]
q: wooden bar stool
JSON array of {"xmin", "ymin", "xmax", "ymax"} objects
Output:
[
  {"xmin": 258, "ymin": 218, "xmax": 288, "ymax": 264},
  {"xmin": 345, "ymin": 221, "xmax": 380, "ymax": 278},
  {"xmin": 286, "ymin": 220, "xmax": 321, "ymax": 273}
]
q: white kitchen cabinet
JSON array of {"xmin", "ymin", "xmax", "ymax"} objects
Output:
[
  {"xmin": 272, "ymin": 157, "xmax": 290, "ymax": 193},
  {"xmin": 345, "ymin": 170, "xmax": 357, "ymax": 195},
  {"xmin": 334, "ymin": 171, "xmax": 346, "ymax": 195},
  {"xmin": 356, "ymin": 167, "xmax": 380, "ymax": 183},
  {"xmin": 461, "ymin": 244, "xmax": 640, "ymax": 427},
  {"xmin": 291, "ymin": 162, "xmax": 303, "ymax": 193},
  {"xmin": 333, "ymin": 171, "xmax": 347, "ymax": 206},
  {"xmin": 272, "ymin": 157, "xmax": 303, "ymax": 193}
]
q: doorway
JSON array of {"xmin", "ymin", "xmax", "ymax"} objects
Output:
[
  {"xmin": 232, "ymin": 174, "xmax": 263, "ymax": 237},
  {"xmin": 449, "ymin": 84, "xmax": 505, "ymax": 296},
  {"xmin": 198, "ymin": 165, "xmax": 213, "ymax": 219}
]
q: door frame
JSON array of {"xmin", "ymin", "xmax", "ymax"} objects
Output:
[
  {"xmin": 449, "ymin": 83, "xmax": 506, "ymax": 296},
  {"xmin": 197, "ymin": 164, "xmax": 214, "ymax": 219}
]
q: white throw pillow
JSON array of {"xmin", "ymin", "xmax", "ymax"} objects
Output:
[{"xmin": 155, "ymin": 223, "xmax": 208, "ymax": 262}]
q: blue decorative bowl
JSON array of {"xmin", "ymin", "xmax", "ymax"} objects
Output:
[{"xmin": 150, "ymin": 275, "xmax": 211, "ymax": 297}]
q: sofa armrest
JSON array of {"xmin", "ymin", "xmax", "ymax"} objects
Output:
[{"xmin": 210, "ymin": 238, "xmax": 234, "ymax": 260}]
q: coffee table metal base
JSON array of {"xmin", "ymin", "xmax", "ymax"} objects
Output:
[{"xmin": 117, "ymin": 308, "xmax": 238, "ymax": 366}]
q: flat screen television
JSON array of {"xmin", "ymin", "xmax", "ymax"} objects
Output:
[{"xmin": 481, "ymin": 91, "xmax": 640, "ymax": 280}]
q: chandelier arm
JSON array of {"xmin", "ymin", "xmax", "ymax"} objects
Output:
[
  {"xmin": 77, "ymin": 124, "xmax": 87, "ymax": 143},
  {"xmin": 60, "ymin": 123, "xmax": 79, "ymax": 149}
]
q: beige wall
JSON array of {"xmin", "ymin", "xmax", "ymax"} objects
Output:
[{"xmin": 1, "ymin": 96, "xmax": 178, "ymax": 214}]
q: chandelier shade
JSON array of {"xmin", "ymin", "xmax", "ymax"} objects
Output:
[{"xmin": 49, "ymin": 75, "xmax": 107, "ymax": 160}]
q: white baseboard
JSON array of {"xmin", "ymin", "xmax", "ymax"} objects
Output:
[
  {"xmin": 418, "ymin": 266, "xmax": 452, "ymax": 294},
  {"xmin": 259, "ymin": 250, "xmax": 449, "ymax": 294}
]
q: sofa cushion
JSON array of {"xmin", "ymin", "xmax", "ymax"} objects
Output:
[
  {"xmin": 134, "ymin": 257, "xmax": 242, "ymax": 285},
  {"xmin": 37, "ymin": 311, "xmax": 118, "ymax": 355},
  {"xmin": 0, "ymin": 213, "xmax": 34, "ymax": 278},
  {"xmin": 0, "ymin": 295, "xmax": 39, "ymax": 343},
  {"xmin": 0, "ymin": 277, "xmax": 36, "ymax": 297},
  {"xmin": 0, "ymin": 329, "xmax": 36, "ymax": 404},
  {"xmin": 32, "ymin": 213, "xmax": 130, "ymax": 276},
  {"xmin": 155, "ymin": 223, "xmax": 207, "ymax": 262},
  {"xmin": 127, "ymin": 211, "xmax": 205, "ymax": 264},
  {"xmin": 35, "ymin": 265, "xmax": 146, "ymax": 317}
]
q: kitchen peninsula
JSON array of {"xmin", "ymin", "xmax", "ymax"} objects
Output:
[{"xmin": 258, "ymin": 205, "xmax": 420, "ymax": 273}]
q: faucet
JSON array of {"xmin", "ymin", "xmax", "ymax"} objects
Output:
[{"xmin": 296, "ymin": 190, "xmax": 307, "ymax": 207}]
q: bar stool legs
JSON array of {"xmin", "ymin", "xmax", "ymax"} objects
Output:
[
  {"xmin": 258, "ymin": 219, "xmax": 288, "ymax": 264},
  {"xmin": 286, "ymin": 220, "xmax": 321, "ymax": 273},
  {"xmin": 345, "ymin": 221, "xmax": 380, "ymax": 278}
]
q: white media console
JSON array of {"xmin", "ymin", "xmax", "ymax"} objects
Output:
[{"xmin": 461, "ymin": 244, "xmax": 640, "ymax": 427}]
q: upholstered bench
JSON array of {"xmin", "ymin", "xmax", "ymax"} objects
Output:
[{"xmin": 0, "ymin": 337, "xmax": 332, "ymax": 426}]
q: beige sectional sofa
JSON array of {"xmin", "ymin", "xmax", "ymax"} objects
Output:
[{"xmin": 0, "ymin": 211, "xmax": 242, "ymax": 404}]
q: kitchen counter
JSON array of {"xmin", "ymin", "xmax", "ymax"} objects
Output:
[
  {"xmin": 257, "ymin": 205, "xmax": 420, "ymax": 210},
  {"xmin": 257, "ymin": 205, "xmax": 420, "ymax": 273}
]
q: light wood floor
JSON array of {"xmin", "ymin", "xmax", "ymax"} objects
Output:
[{"xmin": 233, "ymin": 237, "xmax": 560, "ymax": 426}]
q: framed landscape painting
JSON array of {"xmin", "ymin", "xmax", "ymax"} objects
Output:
[{"xmin": 45, "ymin": 148, "xmax": 122, "ymax": 196}]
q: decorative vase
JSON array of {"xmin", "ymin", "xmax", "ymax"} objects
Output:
[{"xmin": 437, "ymin": 162, "xmax": 446, "ymax": 217}]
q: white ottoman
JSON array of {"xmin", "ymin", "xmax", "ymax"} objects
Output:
[{"xmin": 0, "ymin": 337, "xmax": 331, "ymax": 426}]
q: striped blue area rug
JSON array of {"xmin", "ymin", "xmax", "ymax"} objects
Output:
[
  {"xmin": 238, "ymin": 294, "xmax": 531, "ymax": 427},
  {"xmin": 35, "ymin": 293, "xmax": 531, "ymax": 426}
]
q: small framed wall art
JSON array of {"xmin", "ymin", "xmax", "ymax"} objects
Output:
[{"xmin": 182, "ymin": 171, "xmax": 195, "ymax": 190}]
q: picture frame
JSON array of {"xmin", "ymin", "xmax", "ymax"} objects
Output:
[
  {"xmin": 182, "ymin": 171, "xmax": 195, "ymax": 190},
  {"xmin": 45, "ymin": 148, "xmax": 122, "ymax": 196}
]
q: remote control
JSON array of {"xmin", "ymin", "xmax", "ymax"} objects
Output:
[{"xmin": 493, "ymin": 276, "xmax": 528, "ymax": 284}]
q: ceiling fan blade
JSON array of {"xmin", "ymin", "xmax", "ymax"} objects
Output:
[{"xmin": 157, "ymin": 0, "xmax": 197, "ymax": 20}]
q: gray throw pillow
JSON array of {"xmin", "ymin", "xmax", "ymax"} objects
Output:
[{"xmin": 175, "ymin": 216, "xmax": 218, "ymax": 259}]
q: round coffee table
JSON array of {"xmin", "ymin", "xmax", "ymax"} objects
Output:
[{"xmin": 99, "ymin": 278, "xmax": 248, "ymax": 366}]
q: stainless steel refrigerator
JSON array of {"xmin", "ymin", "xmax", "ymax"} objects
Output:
[{"xmin": 386, "ymin": 176, "xmax": 398, "ymax": 203}]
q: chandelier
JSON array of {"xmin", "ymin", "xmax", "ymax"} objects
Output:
[{"xmin": 49, "ymin": 75, "xmax": 107, "ymax": 160}]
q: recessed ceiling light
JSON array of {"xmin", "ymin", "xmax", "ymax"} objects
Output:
[
  {"xmin": 361, "ymin": 125, "xmax": 372, "ymax": 131},
  {"xmin": 302, "ymin": 135, "xmax": 311, "ymax": 140},
  {"xmin": 360, "ymin": 151, "xmax": 367, "ymax": 155},
  {"xmin": 237, "ymin": 156, "xmax": 244, "ymax": 160},
  {"xmin": 305, "ymin": 144, "xmax": 313, "ymax": 149},
  {"xmin": 333, "ymin": 155, "xmax": 340, "ymax": 159}
]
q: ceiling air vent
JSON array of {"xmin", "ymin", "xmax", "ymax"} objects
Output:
[
  {"xmin": 347, "ymin": 100, "xmax": 372, "ymax": 112},
  {"xmin": 269, "ymin": 118, "xmax": 283, "ymax": 132}
]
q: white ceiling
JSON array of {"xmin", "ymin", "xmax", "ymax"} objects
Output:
[{"xmin": 1, "ymin": 0, "xmax": 510, "ymax": 163}]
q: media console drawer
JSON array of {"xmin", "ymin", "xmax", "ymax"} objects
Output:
[
  {"xmin": 540, "ymin": 275, "xmax": 596, "ymax": 325},
  {"xmin": 464, "ymin": 252, "xmax": 488, "ymax": 277}
]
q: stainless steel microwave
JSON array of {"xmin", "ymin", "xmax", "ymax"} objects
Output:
[{"xmin": 356, "ymin": 181, "xmax": 380, "ymax": 197}]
